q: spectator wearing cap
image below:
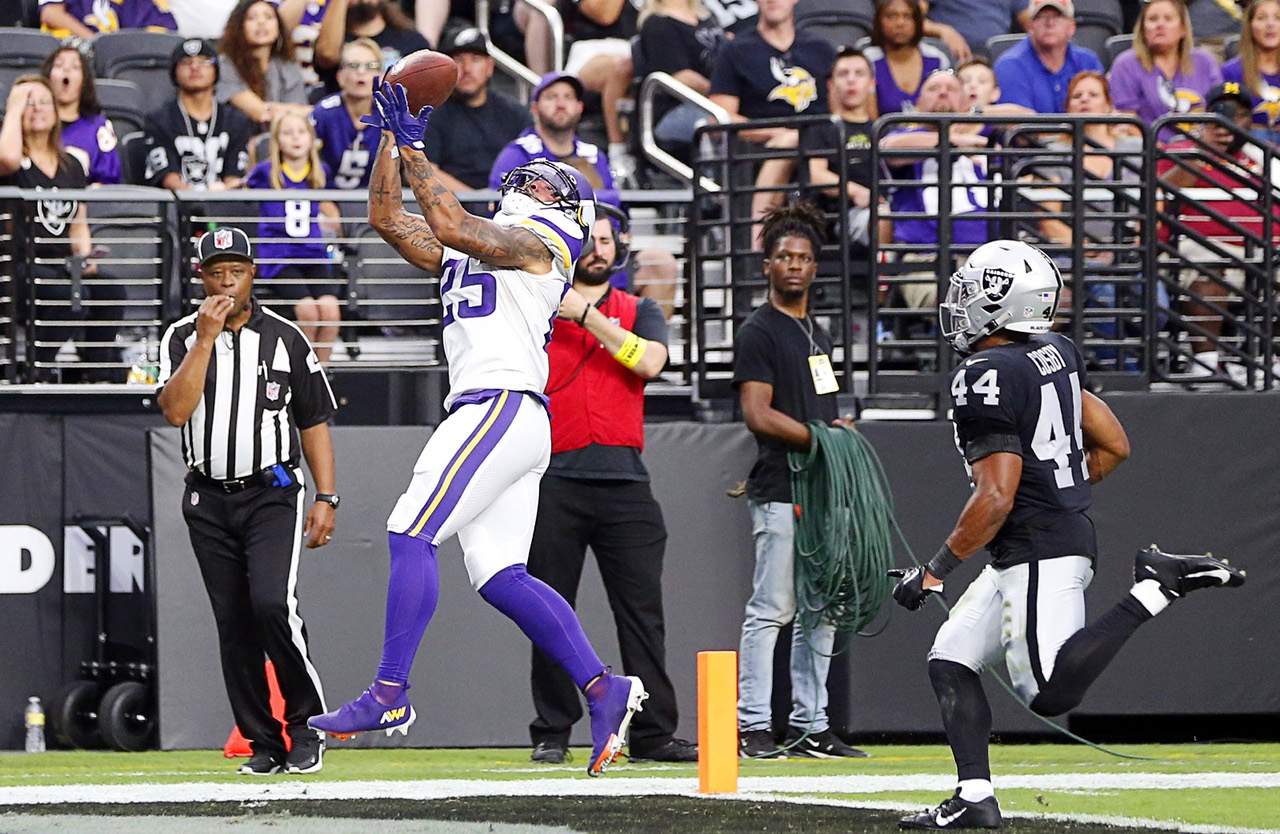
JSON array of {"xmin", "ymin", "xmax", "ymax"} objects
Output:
[
  {"xmin": 40, "ymin": 0, "xmax": 176, "ymax": 39},
  {"xmin": 312, "ymin": 0, "xmax": 431, "ymax": 92},
  {"xmin": 311, "ymin": 37, "xmax": 383, "ymax": 189},
  {"xmin": 1158, "ymin": 80, "xmax": 1280, "ymax": 381},
  {"xmin": 993, "ymin": 0, "xmax": 1104, "ymax": 114},
  {"xmin": 1108, "ymin": 0, "xmax": 1222, "ymax": 142},
  {"xmin": 422, "ymin": 27, "xmax": 532, "ymax": 193},
  {"xmin": 490, "ymin": 73, "xmax": 680, "ymax": 315},
  {"xmin": 143, "ymin": 38, "xmax": 254, "ymax": 190}
]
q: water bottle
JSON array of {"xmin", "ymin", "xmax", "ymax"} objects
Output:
[{"xmin": 24, "ymin": 697, "xmax": 45, "ymax": 753}]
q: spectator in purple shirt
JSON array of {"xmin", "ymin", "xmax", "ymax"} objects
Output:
[
  {"xmin": 41, "ymin": 41, "xmax": 122, "ymax": 185},
  {"xmin": 1108, "ymin": 0, "xmax": 1222, "ymax": 141},
  {"xmin": 863, "ymin": 0, "xmax": 952, "ymax": 117},
  {"xmin": 39, "ymin": 0, "xmax": 177, "ymax": 39},
  {"xmin": 1221, "ymin": 0, "xmax": 1280, "ymax": 146}
]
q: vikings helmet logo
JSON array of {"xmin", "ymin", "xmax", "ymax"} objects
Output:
[{"xmin": 766, "ymin": 58, "xmax": 818, "ymax": 113}]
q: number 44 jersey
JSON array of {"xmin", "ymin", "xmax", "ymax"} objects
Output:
[
  {"xmin": 437, "ymin": 207, "xmax": 585, "ymax": 411},
  {"xmin": 948, "ymin": 332, "xmax": 1098, "ymax": 568}
]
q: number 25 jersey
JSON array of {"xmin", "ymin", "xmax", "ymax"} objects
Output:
[
  {"xmin": 948, "ymin": 332, "xmax": 1097, "ymax": 567},
  {"xmin": 438, "ymin": 207, "xmax": 584, "ymax": 410}
]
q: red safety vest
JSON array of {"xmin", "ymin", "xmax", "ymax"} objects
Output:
[{"xmin": 546, "ymin": 289, "xmax": 646, "ymax": 453}]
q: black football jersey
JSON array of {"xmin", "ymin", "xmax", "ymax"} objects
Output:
[
  {"xmin": 948, "ymin": 332, "xmax": 1097, "ymax": 567},
  {"xmin": 142, "ymin": 100, "xmax": 253, "ymax": 189}
]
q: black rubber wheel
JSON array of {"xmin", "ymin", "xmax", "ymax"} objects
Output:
[
  {"xmin": 51, "ymin": 680, "xmax": 104, "ymax": 749},
  {"xmin": 98, "ymin": 681, "xmax": 155, "ymax": 752}
]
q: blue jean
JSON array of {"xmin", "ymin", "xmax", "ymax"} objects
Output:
[{"xmin": 737, "ymin": 500, "xmax": 835, "ymax": 733}]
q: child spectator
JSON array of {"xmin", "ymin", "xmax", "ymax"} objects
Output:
[
  {"xmin": 41, "ymin": 41, "xmax": 122, "ymax": 185},
  {"xmin": 245, "ymin": 112, "xmax": 342, "ymax": 364},
  {"xmin": 218, "ymin": 0, "xmax": 312, "ymax": 126}
]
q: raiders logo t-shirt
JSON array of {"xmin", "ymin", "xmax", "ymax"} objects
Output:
[{"xmin": 0, "ymin": 153, "xmax": 86, "ymax": 259}]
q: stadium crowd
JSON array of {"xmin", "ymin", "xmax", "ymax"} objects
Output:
[{"xmin": 1, "ymin": 0, "xmax": 1278, "ymax": 383}]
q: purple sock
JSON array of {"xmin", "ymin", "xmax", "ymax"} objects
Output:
[
  {"xmin": 478, "ymin": 564, "xmax": 605, "ymax": 690},
  {"xmin": 375, "ymin": 531, "xmax": 440, "ymax": 685}
]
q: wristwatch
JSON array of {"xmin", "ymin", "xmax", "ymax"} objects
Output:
[{"xmin": 315, "ymin": 493, "xmax": 340, "ymax": 509}]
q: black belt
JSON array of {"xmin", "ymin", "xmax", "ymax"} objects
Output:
[{"xmin": 187, "ymin": 467, "xmax": 287, "ymax": 494}]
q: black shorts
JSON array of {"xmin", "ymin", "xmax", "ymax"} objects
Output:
[{"xmin": 262, "ymin": 264, "xmax": 343, "ymax": 301}]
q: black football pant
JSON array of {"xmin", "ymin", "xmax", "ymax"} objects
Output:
[
  {"xmin": 183, "ymin": 474, "xmax": 325, "ymax": 757},
  {"xmin": 527, "ymin": 475, "xmax": 677, "ymax": 751}
]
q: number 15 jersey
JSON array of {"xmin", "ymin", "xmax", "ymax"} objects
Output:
[
  {"xmin": 948, "ymin": 332, "xmax": 1097, "ymax": 568},
  {"xmin": 438, "ymin": 208, "xmax": 585, "ymax": 411}
]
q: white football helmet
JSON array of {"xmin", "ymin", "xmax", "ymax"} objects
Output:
[
  {"xmin": 939, "ymin": 239, "xmax": 1062, "ymax": 356},
  {"xmin": 494, "ymin": 160, "xmax": 594, "ymax": 235}
]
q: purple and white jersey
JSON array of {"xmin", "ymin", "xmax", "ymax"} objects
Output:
[
  {"xmin": 40, "ymin": 0, "xmax": 177, "ymax": 33},
  {"xmin": 886, "ymin": 126, "xmax": 991, "ymax": 246},
  {"xmin": 311, "ymin": 93, "xmax": 380, "ymax": 189},
  {"xmin": 285, "ymin": 0, "xmax": 330, "ymax": 85},
  {"xmin": 61, "ymin": 115, "xmax": 122, "ymax": 185},
  {"xmin": 246, "ymin": 160, "xmax": 331, "ymax": 279},
  {"xmin": 862, "ymin": 43, "xmax": 951, "ymax": 116},
  {"xmin": 437, "ymin": 207, "xmax": 585, "ymax": 410}
]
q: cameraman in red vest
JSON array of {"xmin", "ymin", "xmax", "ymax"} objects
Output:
[{"xmin": 524, "ymin": 203, "xmax": 697, "ymax": 765}]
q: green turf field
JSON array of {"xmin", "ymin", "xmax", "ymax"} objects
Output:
[{"xmin": 1, "ymin": 743, "xmax": 1276, "ymax": 832}]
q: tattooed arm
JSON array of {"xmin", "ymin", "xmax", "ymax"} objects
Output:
[
  {"xmin": 397, "ymin": 145, "xmax": 555, "ymax": 275},
  {"xmin": 367, "ymin": 132, "xmax": 444, "ymax": 276}
]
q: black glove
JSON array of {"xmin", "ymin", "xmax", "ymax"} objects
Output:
[{"xmin": 887, "ymin": 567, "xmax": 944, "ymax": 611}]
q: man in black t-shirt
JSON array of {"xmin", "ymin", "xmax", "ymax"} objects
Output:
[
  {"xmin": 143, "ymin": 39, "xmax": 253, "ymax": 191},
  {"xmin": 890, "ymin": 240, "xmax": 1245, "ymax": 831},
  {"xmin": 801, "ymin": 47, "xmax": 875, "ymax": 256},
  {"xmin": 730, "ymin": 202, "xmax": 866, "ymax": 762},
  {"xmin": 423, "ymin": 28, "xmax": 533, "ymax": 192}
]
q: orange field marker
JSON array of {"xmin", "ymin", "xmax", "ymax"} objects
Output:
[{"xmin": 697, "ymin": 650, "xmax": 738, "ymax": 794}]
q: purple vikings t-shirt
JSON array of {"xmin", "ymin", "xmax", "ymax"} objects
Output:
[
  {"xmin": 1221, "ymin": 58, "xmax": 1280, "ymax": 133},
  {"xmin": 311, "ymin": 93, "xmax": 380, "ymax": 189},
  {"xmin": 39, "ymin": 0, "xmax": 177, "ymax": 32},
  {"xmin": 246, "ymin": 160, "xmax": 332, "ymax": 279},
  {"xmin": 885, "ymin": 126, "xmax": 991, "ymax": 245},
  {"xmin": 61, "ymin": 115, "xmax": 122, "ymax": 185},
  {"xmin": 1108, "ymin": 48, "xmax": 1222, "ymax": 140}
]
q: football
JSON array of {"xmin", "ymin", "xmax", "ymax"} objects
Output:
[{"xmin": 382, "ymin": 50, "xmax": 458, "ymax": 112}]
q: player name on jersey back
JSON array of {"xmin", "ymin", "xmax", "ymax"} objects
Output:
[{"xmin": 1026, "ymin": 343, "xmax": 1066, "ymax": 377}]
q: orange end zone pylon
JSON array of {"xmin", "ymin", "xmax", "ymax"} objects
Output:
[
  {"xmin": 697, "ymin": 650, "xmax": 738, "ymax": 794},
  {"xmin": 223, "ymin": 660, "xmax": 292, "ymax": 757}
]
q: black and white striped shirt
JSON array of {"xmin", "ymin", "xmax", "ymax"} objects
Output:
[{"xmin": 157, "ymin": 300, "xmax": 337, "ymax": 479}]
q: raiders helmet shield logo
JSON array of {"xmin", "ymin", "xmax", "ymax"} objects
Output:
[
  {"xmin": 214, "ymin": 229, "xmax": 233, "ymax": 249},
  {"xmin": 183, "ymin": 39, "xmax": 203, "ymax": 56},
  {"xmin": 981, "ymin": 266, "xmax": 1015, "ymax": 301}
]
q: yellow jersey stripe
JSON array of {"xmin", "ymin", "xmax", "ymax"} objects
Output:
[
  {"xmin": 408, "ymin": 391, "xmax": 511, "ymax": 537},
  {"xmin": 518, "ymin": 217, "xmax": 573, "ymax": 272}
]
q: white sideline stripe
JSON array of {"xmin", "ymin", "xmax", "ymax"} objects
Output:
[{"xmin": 3, "ymin": 772, "xmax": 1280, "ymax": 807}]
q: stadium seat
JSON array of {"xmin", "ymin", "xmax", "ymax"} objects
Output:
[
  {"xmin": 92, "ymin": 30, "xmax": 183, "ymax": 115},
  {"xmin": 118, "ymin": 131, "xmax": 150, "ymax": 186},
  {"xmin": 986, "ymin": 33, "xmax": 1028, "ymax": 62},
  {"xmin": 1071, "ymin": 0, "xmax": 1123, "ymax": 66},
  {"xmin": 795, "ymin": 0, "xmax": 874, "ymax": 50},
  {"xmin": 1105, "ymin": 33, "xmax": 1135, "ymax": 67},
  {"xmin": 95, "ymin": 79, "xmax": 148, "ymax": 141},
  {"xmin": 344, "ymin": 223, "xmax": 436, "ymax": 328},
  {"xmin": 0, "ymin": 28, "xmax": 58, "ymax": 90}
]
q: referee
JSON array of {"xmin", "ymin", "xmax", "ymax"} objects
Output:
[{"xmin": 158, "ymin": 227, "xmax": 337, "ymax": 776}]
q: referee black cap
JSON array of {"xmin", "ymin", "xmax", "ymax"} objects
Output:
[{"xmin": 197, "ymin": 227, "xmax": 253, "ymax": 267}]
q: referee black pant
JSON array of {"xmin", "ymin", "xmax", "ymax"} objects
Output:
[
  {"xmin": 183, "ymin": 474, "xmax": 325, "ymax": 756},
  {"xmin": 527, "ymin": 475, "xmax": 678, "ymax": 752}
]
